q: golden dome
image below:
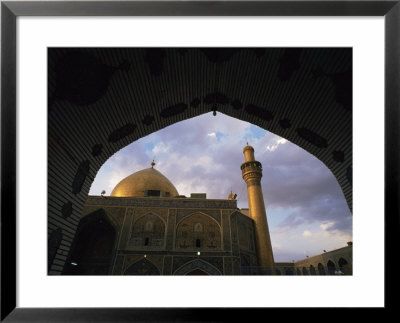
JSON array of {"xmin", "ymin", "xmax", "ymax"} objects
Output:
[
  {"xmin": 110, "ymin": 167, "xmax": 179, "ymax": 198},
  {"xmin": 228, "ymin": 191, "xmax": 237, "ymax": 200}
]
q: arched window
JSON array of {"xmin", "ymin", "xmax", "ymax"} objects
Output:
[{"xmin": 144, "ymin": 237, "xmax": 150, "ymax": 246}]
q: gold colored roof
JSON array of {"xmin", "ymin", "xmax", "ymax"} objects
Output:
[
  {"xmin": 110, "ymin": 167, "xmax": 179, "ymax": 198},
  {"xmin": 228, "ymin": 190, "xmax": 236, "ymax": 200}
]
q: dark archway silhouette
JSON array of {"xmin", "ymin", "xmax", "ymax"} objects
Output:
[
  {"xmin": 327, "ymin": 260, "xmax": 336, "ymax": 275},
  {"xmin": 63, "ymin": 209, "xmax": 116, "ymax": 275},
  {"xmin": 285, "ymin": 268, "xmax": 294, "ymax": 276},
  {"xmin": 309, "ymin": 265, "xmax": 316, "ymax": 275},
  {"xmin": 302, "ymin": 267, "xmax": 309, "ymax": 275},
  {"xmin": 174, "ymin": 259, "xmax": 221, "ymax": 275},
  {"xmin": 338, "ymin": 257, "xmax": 351, "ymax": 275},
  {"xmin": 318, "ymin": 263, "xmax": 326, "ymax": 275},
  {"xmin": 48, "ymin": 48, "xmax": 352, "ymax": 274},
  {"xmin": 296, "ymin": 268, "xmax": 301, "ymax": 275}
]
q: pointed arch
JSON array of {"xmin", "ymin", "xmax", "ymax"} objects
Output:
[
  {"xmin": 318, "ymin": 263, "xmax": 326, "ymax": 275},
  {"xmin": 176, "ymin": 211, "xmax": 221, "ymax": 229},
  {"xmin": 173, "ymin": 259, "xmax": 222, "ymax": 275},
  {"xmin": 338, "ymin": 257, "xmax": 352, "ymax": 275},
  {"xmin": 80, "ymin": 208, "xmax": 119, "ymax": 233},
  {"xmin": 132, "ymin": 211, "xmax": 167, "ymax": 226},
  {"xmin": 186, "ymin": 268, "xmax": 209, "ymax": 275},
  {"xmin": 285, "ymin": 268, "xmax": 294, "ymax": 276},
  {"xmin": 63, "ymin": 208, "xmax": 117, "ymax": 275},
  {"xmin": 47, "ymin": 48, "xmax": 353, "ymax": 274},
  {"xmin": 175, "ymin": 212, "xmax": 222, "ymax": 251},
  {"xmin": 129, "ymin": 212, "xmax": 166, "ymax": 248},
  {"xmin": 327, "ymin": 260, "xmax": 336, "ymax": 275},
  {"xmin": 338, "ymin": 257, "xmax": 349, "ymax": 267},
  {"xmin": 124, "ymin": 258, "xmax": 160, "ymax": 275}
]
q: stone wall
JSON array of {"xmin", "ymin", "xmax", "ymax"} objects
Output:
[
  {"xmin": 77, "ymin": 197, "xmax": 254, "ymax": 275},
  {"xmin": 274, "ymin": 244, "xmax": 353, "ymax": 275}
]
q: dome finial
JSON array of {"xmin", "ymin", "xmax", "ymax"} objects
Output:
[
  {"xmin": 151, "ymin": 158, "xmax": 156, "ymax": 168},
  {"xmin": 228, "ymin": 190, "xmax": 237, "ymax": 200}
]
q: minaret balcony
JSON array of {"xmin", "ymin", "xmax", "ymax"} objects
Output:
[{"xmin": 240, "ymin": 161, "xmax": 262, "ymax": 171}]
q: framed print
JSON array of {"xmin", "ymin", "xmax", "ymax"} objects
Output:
[{"xmin": 1, "ymin": 0, "xmax": 399, "ymax": 321}]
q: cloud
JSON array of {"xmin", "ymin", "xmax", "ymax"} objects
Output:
[
  {"xmin": 152, "ymin": 142, "xmax": 169, "ymax": 154},
  {"xmin": 320, "ymin": 221, "xmax": 335, "ymax": 231},
  {"xmin": 266, "ymin": 137, "xmax": 288, "ymax": 152},
  {"xmin": 302, "ymin": 230, "xmax": 312, "ymax": 238}
]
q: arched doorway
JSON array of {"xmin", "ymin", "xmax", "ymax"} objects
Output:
[
  {"xmin": 338, "ymin": 258, "xmax": 352, "ymax": 275},
  {"xmin": 327, "ymin": 260, "xmax": 336, "ymax": 275},
  {"xmin": 309, "ymin": 265, "xmax": 316, "ymax": 275},
  {"xmin": 48, "ymin": 48, "xmax": 353, "ymax": 274},
  {"xmin": 318, "ymin": 263, "xmax": 326, "ymax": 275},
  {"xmin": 285, "ymin": 268, "xmax": 294, "ymax": 276},
  {"xmin": 186, "ymin": 269, "xmax": 209, "ymax": 276},
  {"xmin": 63, "ymin": 209, "xmax": 116, "ymax": 275},
  {"xmin": 174, "ymin": 259, "xmax": 221, "ymax": 275},
  {"xmin": 124, "ymin": 259, "xmax": 160, "ymax": 275}
]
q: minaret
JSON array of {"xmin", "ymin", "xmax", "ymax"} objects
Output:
[{"xmin": 241, "ymin": 143, "xmax": 275, "ymax": 272}]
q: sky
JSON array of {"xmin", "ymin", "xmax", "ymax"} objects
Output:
[{"xmin": 89, "ymin": 113, "xmax": 352, "ymax": 262}]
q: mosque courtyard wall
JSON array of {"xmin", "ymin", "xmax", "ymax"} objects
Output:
[
  {"xmin": 64, "ymin": 195, "xmax": 352, "ymax": 275},
  {"xmin": 67, "ymin": 196, "xmax": 259, "ymax": 275}
]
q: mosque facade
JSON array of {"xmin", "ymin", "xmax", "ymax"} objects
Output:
[{"xmin": 63, "ymin": 145, "xmax": 352, "ymax": 276}]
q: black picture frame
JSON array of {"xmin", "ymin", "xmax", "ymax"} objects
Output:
[{"xmin": 1, "ymin": 0, "xmax": 398, "ymax": 321}]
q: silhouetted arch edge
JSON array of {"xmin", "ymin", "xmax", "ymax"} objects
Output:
[{"xmin": 48, "ymin": 48, "xmax": 352, "ymax": 274}]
